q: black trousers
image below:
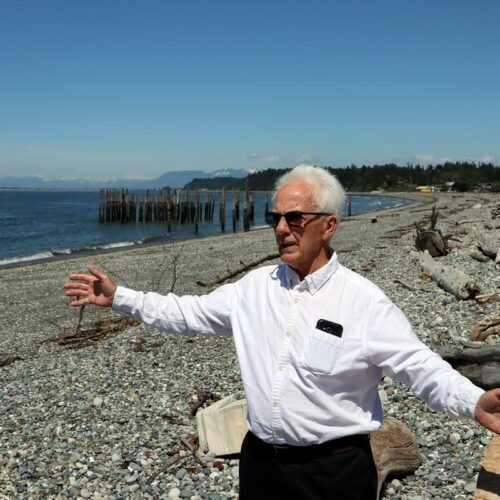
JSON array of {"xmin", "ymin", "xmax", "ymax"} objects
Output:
[{"xmin": 239, "ymin": 431, "xmax": 378, "ymax": 500}]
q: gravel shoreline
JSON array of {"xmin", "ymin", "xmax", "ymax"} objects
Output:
[{"xmin": 1, "ymin": 191, "xmax": 499, "ymax": 499}]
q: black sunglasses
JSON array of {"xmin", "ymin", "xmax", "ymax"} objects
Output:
[{"xmin": 265, "ymin": 211, "xmax": 331, "ymax": 228}]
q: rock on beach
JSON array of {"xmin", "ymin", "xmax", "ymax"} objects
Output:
[{"xmin": 0, "ymin": 191, "xmax": 499, "ymax": 499}]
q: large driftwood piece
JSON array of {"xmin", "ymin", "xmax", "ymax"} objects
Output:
[
  {"xmin": 370, "ymin": 417, "xmax": 422, "ymax": 499},
  {"xmin": 414, "ymin": 206, "xmax": 449, "ymax": 257},
  {"xmin": 475, "ymin": 435, "xmax": 500, "ymax": 499},
  {"xmin": 434, "ymin": 345, "xmax": 500, "ymax": 390},
  {"xmin": 477, "ymin": 242, "xmax": 499, "ymax": 260},
  {"xmin": 472, "ymin": 315, "xmax": 500, "ymax": 341},
  {"xmin": 196, "ymin": 395, "xmax": 248, "ymax": 457},
  {"xmin": 196, "ymin": 397, "xmax": 421, "ymax": 500},
  {"xmin": 417, "ymin": 250, "xmax": 480, "ymax": 300},
  {"xmin": 477, "ymin": 240, "xmax": 500, "ymax": 264}
]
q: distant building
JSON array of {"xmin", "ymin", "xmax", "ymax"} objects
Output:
[{"xmin": 415, "ymin": 185, "xmax": 440, "ymax": 193}]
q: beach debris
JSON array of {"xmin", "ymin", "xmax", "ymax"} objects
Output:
[
  {"xmin": 475, "ymin": 293, "xmax": 500, "ymax": 304},
  {"xmin": 475, "ymin": 238, "xmax": 500, "ymax": 264},
  {"xmin": 189, "ymin": 390, "xmax": 222, "ymax": 416},
  {"xmin": 0, "ymin": 355, "xmax": 23, "ymax": 367},
  {"xmin": 380, "ymin": 223, "xmax": 415, "ymax": 239},
  {"xmin": 393, "ymin": 279, "xmax": 416, "ymax": 291},
  {"xmin": 130, "ymin": 336, "xmax": 146, "ymax": 352},
  {"xmin": 470, "ymin": 250, "xmax": 493, "ymax": 263},
  {"xmin": 196, "ymin": 252, "xmax": 279, "ymax": 288},
  {"xmin": 147, "ymin": 436, "xmax": 201, "ymax": 485},
  {"xmin": 471, "ymin": 315, "xmax": 500, "ymax": 342},
  {"xmin": 414, "ymin": 250, "xmax": 480, "ymax": 300},
  {"xmin": 49, "ymin": 315, "xmax": 140, "ymax": 347},
  {"xmin": 492, "ymin": 204, "xmax": 500, "ymax": 219},
  {"xmin": 370, "ymin": 417, "xmax": 422, "ymax": 500},
  {"xmin": 433, "ymin": 344, "xmax": 500, "ymax": 390},
  {"xmin": 414, "ymin": 206, "xmax": 449, "ymax": 257},
  {"xmin": 357, "ymin": 260, "xmax": 377, "ymax": 273},
  {"xmin": 455, "ymin": 219, "xmax": 487, "ymax": 226},
  {"xmin": 196, "ymin": 395, "xmax": 248, "ymax": 457},
  {"xmin": 475, "ymin": 435, "xmax": 500, "ymax": 499}
]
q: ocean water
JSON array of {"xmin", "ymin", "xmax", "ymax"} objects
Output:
[{"xmin": 0, "ymin": 190, "xmax": 412, "ymax": 266}]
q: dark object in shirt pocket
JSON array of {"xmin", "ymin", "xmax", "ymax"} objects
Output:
[{"xmin": 316, "ymin": 319, "xmax": 343, "ymax": 338}]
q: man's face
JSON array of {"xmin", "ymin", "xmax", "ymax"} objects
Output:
[{"xmin": 273, "ymin": 180, "xmax": 337, "ymax": 279}]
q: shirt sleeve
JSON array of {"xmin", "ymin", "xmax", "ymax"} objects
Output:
[
  {"xmin": 365, "ymin": 296, "xmax": 484, "ymax": 420},
  {"xmin": 112, "ymin": 283, "xmax": 236, "ymax": 336}
]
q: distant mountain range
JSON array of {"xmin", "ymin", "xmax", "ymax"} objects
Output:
[{"xmin": 0, "ymin": 168, "xmax": 252, "ymax": 189}]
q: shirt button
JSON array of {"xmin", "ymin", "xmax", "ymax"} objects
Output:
[
  {"xmin": 286, "ymin": 331, "xmax": 292, "ymax": 337},
  {"xmin": 272, "ymin": 401, "xmax": 278, "ymax": 408}
]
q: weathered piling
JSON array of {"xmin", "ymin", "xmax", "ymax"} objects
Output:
[
  {"xmin": 232, "ymin": 190, "xmax": 238, "ymax": 233},
  {"xmin": 194, "ymin": 190, "xmax": 200, "ymax": 235},
  {"xmin": 243, "ymin": 179, "xmax": 250, "ymax": 232},
  {"xmin": 98, "ymin": 188, "xmax": 269, "ymax": 236},
  {"xmin": 220, "ymin": 188, "xmax": 226, "ymax": 233},
  {"xmin": 99, "ymin": 189, "xmax": 138, "ymax": 223}
]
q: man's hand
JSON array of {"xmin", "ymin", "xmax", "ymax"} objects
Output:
[
  {"xmin": 475, "ymin": 388, "xmax": 500, "ymax": 434},
  {"xmin": 64, "ymin": 265, "xmax": 117, "ymax": 308}
]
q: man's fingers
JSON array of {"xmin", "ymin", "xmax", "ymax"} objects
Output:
[
  {"xmin": 69, "ymin": 297, "xmax": 90, "ymax": 307},
  {"xmin": 68, "ymin": 273, "xmax": 96, "ymax": 283},
  {"xmin": 65, "ymin": 288, "xmax": 87, "ymax": 297},
  {"xmin": 87, "ymin": 265, "xmax": 106, "ymax": 280},
  {"xmin": 64, "ymin": 282, "xmax": 86, "ymax": 290}
]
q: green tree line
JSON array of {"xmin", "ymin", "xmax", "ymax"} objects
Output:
[{"xmin": 184, "ymin": 162, "xmax": 500, "ymax": 192}]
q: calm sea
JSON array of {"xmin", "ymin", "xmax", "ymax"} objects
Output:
[{"xmin": 0, "ymin": 190, "xmax": 412, "ymax": 267}]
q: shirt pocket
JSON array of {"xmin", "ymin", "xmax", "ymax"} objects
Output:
[{"xmin": 300, "ymin": 329, "xmax": 344, "ymax": 375}]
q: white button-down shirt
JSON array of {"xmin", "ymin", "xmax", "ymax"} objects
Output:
[{"xmin": 112, "ymin": 252, "xmax": 484, "ymax": 446}]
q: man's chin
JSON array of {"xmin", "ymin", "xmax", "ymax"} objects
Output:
[{"xmin": 279, "ymin": 251, "xmax": 295, "ymax": 264}]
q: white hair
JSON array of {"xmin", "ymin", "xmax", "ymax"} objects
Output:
[{"xmin": 274, "ymin": 164, "xmax": 346, "ymax": 219}]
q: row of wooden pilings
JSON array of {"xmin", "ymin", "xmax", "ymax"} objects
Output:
[{"xmin": 99, "ymin": 184, "xmax": 266, "ymax": 234}]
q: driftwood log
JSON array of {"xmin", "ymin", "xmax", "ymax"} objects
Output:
[
  {"xmin": 472, "ymin": 315, "xmax": 500, "ymax": 341},
  {"xmin": 471, "ymin": 250, "xmax": 494, "ymax": 263},
  {"xmin": 414, "ymin": 206, "xmax": 449, "ymax": 257},
  {"xmin": 196, "ymin": 397, "xmax": 421, "ymax": 499},
  {"xmin": 417, "ymin": 250, "xmax": 481, "ymax": 300},
  {"xmin": 434, "ymin": 345, "xmax": 500, "ymax": 390},
  {"xmin": 370, "ymin": 417, "xmax": 422, "ymax": 499},
  {"xmin": 474, "ymin": 435, "xmax": 500, "ymax": 500},
  {"xmin": 477, "ymin": 240, "xmax": 500, "ymax": 264},
  {"xmin": 475, "ymin": 293, "xmax": 500, "ymax": 305}
]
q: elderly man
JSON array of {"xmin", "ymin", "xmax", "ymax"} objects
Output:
[{"xmin": 65, "ymin": 165, "xmax": 500, "ymax": 499}]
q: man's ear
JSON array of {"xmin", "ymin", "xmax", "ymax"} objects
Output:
[{"xmin": 322, "ymin": 215, "xmax": 338, "ymax": 241}]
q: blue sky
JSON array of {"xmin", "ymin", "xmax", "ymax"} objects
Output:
[{"xmin": 1, "ymin": 0, "xmax": 499, "ymax": 180}]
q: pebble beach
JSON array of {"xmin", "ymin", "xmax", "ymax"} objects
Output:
[{"xmin": 1, "ymin": 191, "xmax": 499, "ymax": 500}]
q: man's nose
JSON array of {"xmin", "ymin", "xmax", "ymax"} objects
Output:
[{"xmin": 275, "ymin": 215, "xmax": 290, "ymax": 233}]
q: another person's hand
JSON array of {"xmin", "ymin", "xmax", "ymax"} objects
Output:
[
  {"xmin": 475, "ymin": 388, "xmax": 500, "ymax": 434},
  {"xmin": 64, "ymin": 265, "xmax": 117, "ymax": 308}
]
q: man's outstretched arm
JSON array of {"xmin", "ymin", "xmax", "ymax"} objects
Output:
[{"xmin": 64, "ymin": 265, "xmax": 117, "ymax": 308}]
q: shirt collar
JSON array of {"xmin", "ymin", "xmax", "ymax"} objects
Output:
[{"xmin": 282, "ymin": 250, "xmax": 339, "ymax": 294}]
